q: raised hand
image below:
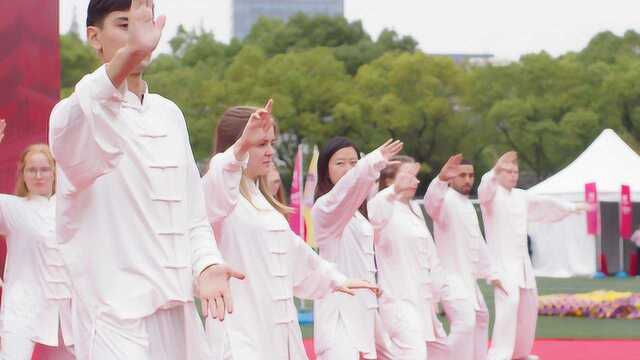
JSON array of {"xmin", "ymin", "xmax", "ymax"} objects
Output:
[
  {"xmin": 377, "ymin": 139, "xmax": 403, "ymax": 161},
  {"xmin": 128, "ymin": 0, "xmax": 166, "ymax": 55},
  {"xmin": 394, "ymin": 163, "xmax": 420, "ymax": 196},
  {"xmin": 335, "ymin": 279, "xmax": 381, "ymax": 297},
  {"xmin": 235, "ymin": 99, "xmax": 274, "ymax": 159},
  {"xmin": 495, "ymin": 151, "xmax": 517, "ymax": 173},
  {"xmin": 198, "ymin": 264, "xmax": 245, "ymax": 321},
  {"xmin": 438, "ymin": 154, "xmax": 464, "ymax": 181},
  {"xmin": 0, "ymin": 119, "xmax": 5, "ymax": 144}
]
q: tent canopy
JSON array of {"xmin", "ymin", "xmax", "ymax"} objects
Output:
[{"xmin": 529, "ymin": 129, "xmax": 640, "ymax": 202}]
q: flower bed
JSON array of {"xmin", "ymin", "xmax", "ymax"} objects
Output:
[{"xmin": 538, "ymin": 290, "xmax": 640, "ymax": 320}]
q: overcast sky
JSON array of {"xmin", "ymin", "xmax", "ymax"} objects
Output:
[{"xmin": 59, "ymin": 0, "xmax": 640, "ymax": 60}]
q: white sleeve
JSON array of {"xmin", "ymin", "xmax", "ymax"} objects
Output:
[
  {"xmin": 526, "ymin": 193, "xmax": 577, "ymax": 224},
  {"xmin": 0, "ymin": 195, "xmax": 19, "ymax": 236},
  {"xmin": 49, "ymin": 65, "xmax": 127, "ymax": 193},
  {"xmin": 177, "ymin": 115, "xmax": 224, "ymax": 278},
  {"xmin": 291, "ymin": 232, "xmax": 347, "ymax": 300},
  {"xmin": 312, "ymin": 150, "xmax": 386, "ymax": 248},
  {"xmin": 201, "ymin": 146, "xmax": 248, "ymax": 225},
  {"xmin": 478, "ymin": 169, "xmax": 499, "ymax": 207},
  {"xmin": 424, "ymin": 178, "xmax": 449, "ymax": 224},
  {"xmin": 367, "ymin": 186, "xmax": 397, "ymax": 246}
]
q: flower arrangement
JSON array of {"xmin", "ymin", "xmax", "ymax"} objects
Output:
[{"xmin": 538, "ymin": 290, "xmax": 640, "ymax": 320}]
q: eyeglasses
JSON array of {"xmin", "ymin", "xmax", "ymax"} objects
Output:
[{"xmin": 24, "ymin": 167, "xmax": 53, "ymax": 177}]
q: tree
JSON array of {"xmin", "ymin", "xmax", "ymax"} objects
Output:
[{"xmin": 59, "ymin": 32, "xmax": 100, "ymax": 98}]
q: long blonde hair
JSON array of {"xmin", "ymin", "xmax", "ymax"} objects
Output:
[
  {"xmin": 214, "ymin": 106, "xmax": 291, "ymax": 215},
  {"xmin": 15, "ymin": 144, "xmax": 56, "ymax": 197}
]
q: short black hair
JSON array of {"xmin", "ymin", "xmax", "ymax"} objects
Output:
[
  {"xmin": 87, "ymin": 0, "xmax": 131, "ymax": 27},
  {"xmin": 461, "ymin": 159, "xmax": 474, "ymax": 166}
]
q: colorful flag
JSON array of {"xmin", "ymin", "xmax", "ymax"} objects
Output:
[
  {"xmin": 288, "ymin": 145, "xmax": 304, "ymax": 237},
  {"xmin": 620, "ymin": 185, "xmax": 633, "ymax": 240},
  {"xmin": 585, "ymin": 182, "xmax": 599, "ymax": 235},
  {"xmin": 303, "ymin": 145, "xmax": 320, "ymax": 248}
]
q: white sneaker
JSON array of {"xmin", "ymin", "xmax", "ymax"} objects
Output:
[{"xmin": 526, "ymin": 355, "xmax": 540, "ymax": 360}]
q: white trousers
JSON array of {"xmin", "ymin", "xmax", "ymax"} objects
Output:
[
  {"xmin": 488, "ymin": 288, "xmax": 538, "ymax": 360},
  {"xmin": 440, "ymin": 295, "xmax": 490, "ymax": 360},
  {"xmin": 1, "ymin": 330, "xmax": 74, "ymax": 360},
  {"xmin": 316, "ymin": 316, "xmax": 377, "ymax": 360},
  {"xmin": 1, "ymin": 333, "xmax": 35, "ymax": 360},
  {"xmin": 72, "ymin": 300, "xmax": 212, "ymax": 360}
]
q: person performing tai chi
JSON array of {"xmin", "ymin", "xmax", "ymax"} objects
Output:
[
  {"xmin": 49, "ymin": 1, "xmax": 240, "ymax": 358},
  {"xmin": 0, "ymin": 120, "xmax": 74, "ymax": 360},
  {"xmin": 425, "ymin": 154, "xmax": 503, "ymax": 360},
  {"xmin": 369, "ymin": 156, "xmax": 447, "ymax": 360},
  {"xmin": 479, "ymin": 151, "xmax": 586, "ymax": 360},
  {"xmin": 201, "ymin": 101, "xmax": 377, "ymax": 360},
  {"xmin": 312, "ymin": 136, "xmax": 403, "ymax": 360}
]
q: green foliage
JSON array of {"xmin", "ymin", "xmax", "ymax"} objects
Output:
[{"xmin": 59, "ymin": 20, "xmax": 640, "ymax": 187}]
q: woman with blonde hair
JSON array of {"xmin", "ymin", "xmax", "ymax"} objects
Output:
[
  {"xmin": 202, "ymin": 100, "xmax": 377, "ymax": 360},
  {"xmin": 0, "ymin": 119, "xmax": 73, "ymax": 359}
]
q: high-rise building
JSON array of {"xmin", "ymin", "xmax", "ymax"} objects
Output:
[{"xmin": 232, "ymin": 0, "xmax": 344, "ymax": 40}]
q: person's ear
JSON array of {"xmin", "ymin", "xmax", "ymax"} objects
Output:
[{"xmin": 87, "ymin": 26, "xmax": 103, "ymax": 54}]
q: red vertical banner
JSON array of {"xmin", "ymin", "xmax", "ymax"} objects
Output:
[
  {"xmin": 288, "ymin": 145, "xmax": 304, "ymax": 238},
  {"xmin": 0, "ymin": 0, "xmax": 60, "ymax": 306},
  {"xmin": 585, "ymin": 182, "xmax": 599, "ymax": 235},
  {"xmin": 620, "ymin": 185, "xmax": 633, "ymax": 240}
]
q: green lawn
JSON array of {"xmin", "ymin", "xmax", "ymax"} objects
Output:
[{"xmin": 300, "ymin": 277, "xmax": 640, "ymax": 339}]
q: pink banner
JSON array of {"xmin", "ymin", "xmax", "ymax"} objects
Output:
[
  {"xmin": 585, "ymin": 182, "xmax": 599, "ymax": 235},
  {"xmin": 288, "ymin": 146, "xmax": 304, "ymax": 237},
  {"xmin": 620, "ymin": 185, "xmax": 633, "ymax": 240}
]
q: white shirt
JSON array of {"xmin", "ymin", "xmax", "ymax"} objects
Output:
[
  {"xmin": 369, "ymin": 186, "xmax": 445, "ymax": 342},
  {"xmin": 478, "ymin": 170, "xmax": 577, "ymax": 290},
  {"xmin": 49, "ymin": 65, "xmax": 223, "ymax": 321},
  {"xmin": 312, "ymin": 150, "xmax": 386, "ymax": 357},
  {"xmin": 0, "ymin": 195, "xmax": 71, "ymax": 346},
  {"xmin": 202, "ymin": 147, "xmax": 346, "ymax": 360},
  {"xmin": 424, "ymin": 178, "xmax": 494, "ymax": 308}
]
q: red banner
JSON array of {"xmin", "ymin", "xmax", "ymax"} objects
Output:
[
  {"xmin": 0, "ymin": 0, "xmax": 59, "ymax": 315},
  {"xmin": 585, "ymin": 182, "xmax": 599, "ymax": 235},
  {"xmin": 620, "ymin": 185, "xmax": 633, "ymax": 240}
]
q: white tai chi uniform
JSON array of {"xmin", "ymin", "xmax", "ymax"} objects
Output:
[
  {"xmin": 202, "ymin": 147, "xmax": 347, "ymax": 360},
  {"xmin": 368, "ymin": 186, "xmax": 446, "ymax": 360},
  {"xmin": 0, "ymin": 195, "xmax": 74, "ymax": 360},
  {"xmin": 49, "ymin": 65, "xmax": 223, "ymax": 360},
  {"xmin": 425, "ymin": 178, "xmax": 494, "ymax": 360},
  {"xmin": 312, "ymin": 150, "xmax": 386, "ymax": 360},
  {"xmin": 478, "ymin": 170, "xmax": 577, "ymax": 360}
]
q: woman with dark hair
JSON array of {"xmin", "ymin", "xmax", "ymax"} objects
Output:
[
  {"xmin": 312, "ymin": 136, "xmax": 403, "ymax": 360},
  {"xmin": 0, "ymin": 120, "xmax": 73, "ymax": 359},
  {"xmin": 202, "ymin": 101, "xmax": 377, "ymax": 360},
  {"xmin": 369, "ymin": 156, "xmax": 447, "ymax": 359}
]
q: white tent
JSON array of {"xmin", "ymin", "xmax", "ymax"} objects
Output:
[{"xmin": 527, "ymin": 129, "xmax": 640, "ymax": 277}]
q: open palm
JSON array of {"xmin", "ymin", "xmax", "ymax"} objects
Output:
[
  {"xmin": 128, "ymin": 0, "xmax": 166, "ymax": 55},
  {"xmin": 438, "ymin": 154, "xmax": 464, "ymax": 181},
  {"xmin": 239, "ymin": 99, "xmax": 274, "ymax": 149}
]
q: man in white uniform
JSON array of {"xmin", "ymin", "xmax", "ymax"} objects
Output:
[
  {"xmin": 425, "ymin": 154, "xmax": 505, "ymax": 360},
  {"xmin": 479, "ymin": 151, "xmax": 584, "ymax": 360},
  {"xmin": 49, "ymin": 1, "xmax": 242, "ymax": 358}
]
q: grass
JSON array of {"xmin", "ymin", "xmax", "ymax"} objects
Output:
[{"xmin": 299, "ymin": 277, "xmax": 640, "ymax": 340}]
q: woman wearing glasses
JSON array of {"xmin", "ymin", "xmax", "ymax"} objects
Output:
[{"xmin": 0, "ymin": 119, "xmax": 73, "ymax": 359}]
